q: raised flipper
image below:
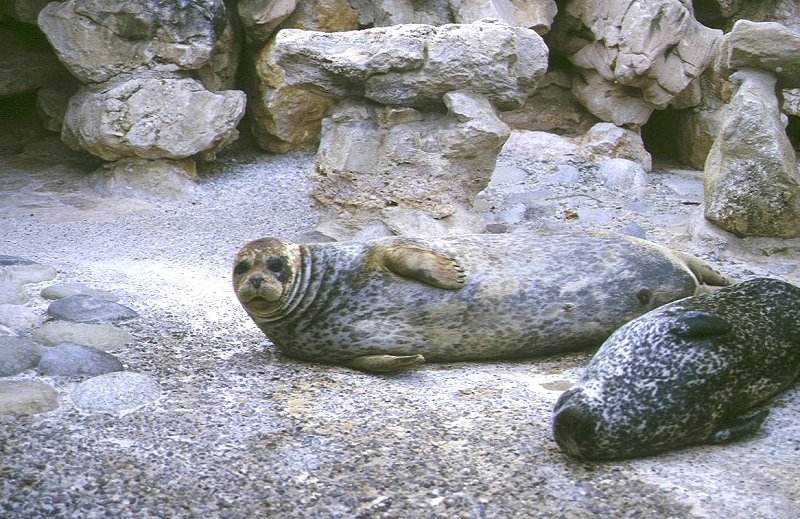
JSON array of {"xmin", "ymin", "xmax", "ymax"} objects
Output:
[
  {"xmin": 343, "ymin": 354, "xmax": 426, "ymax": 373},
  {"xmin": 708, "ymin": 409, "xmax": 769, "ymax": 444},
  {"xmin": 667, "ymin": 310, "xmax": 732, "ymax": 339},
  {"xmin": 672, "ymin": 250, "xmax": 735, "ymax": 292},
  {"xmin": 367, "ymin": 242, "xmax": 467, "ymax": 290}
]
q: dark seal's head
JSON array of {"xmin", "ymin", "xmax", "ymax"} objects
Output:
[
  {"xmin": 552, "ymin": 386, "xmax": 614, "ymax": 460},
  {"xmin": 232, "ymin": 237, "xmax": 303, "ymax": 322}
]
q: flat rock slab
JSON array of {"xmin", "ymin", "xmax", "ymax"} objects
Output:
[
  {"xmin": 0, "ymin": 264, "xmax": 58, "ymax": 284},
  {"xmin": 0, "ymin": 337, "xmax": 42, "ymax": 376},
  {"xmin": 0, "ymin": 380, "xmax": 59, "ymax": 415},
  {"xmin": 71, "ymin": 371, "xmax": 161, "ymax": 415},
  {"xmin": 41, "ymin": 282, "xmax": 118, "ymax": 301},
  {"xmin": 37, "ymin": 342, "xmax": 124, "ymax": 377},
  {"xmin": 32, "ymin": 321, "xmax": 133, "ymax": 350},
  {"xmin": 47, "ymin": 294, "xmax": 139, "ymax": 323}
]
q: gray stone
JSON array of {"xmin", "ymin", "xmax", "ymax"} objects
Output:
[
  {"xmin": 70, "ymin": 371, "xmax": 161, "ymax": 415},
  {"xmin": 0, "ymin": 26, "xmax": 74, "ymax": 97},
  {"xmin": 0, "ymin": 264, "xmax": 58, "ymax": 284},
  {"xmin": 0, "ymin": 282, "xmax": 28, "ymax": 305},
  {"xmin": 619, "ymin": 221, "xmax": 647, "ymax": 239},
  {"xmin": 237, "ymin": 0, "xmax": 299, "ymax": 44},
  {"xmin": 0, "ymin": 304, "xmax": 44, "ymax": 331},
  {"xmin": 88, "ymin": 158, "xmax": 199, "ymax": 201},
  {"xmin": 47, "ymin": 295, "xmax": 139, "ymax": 324},
  {"xmin": 0, "ymin": 380, "xmax": 59, "ymax": 415},
  {"xmin": 41, "ymin": 282, "xmax": 119, "ymax": 301},
  {"xmin": 0, "ymin": 337, "xmax": 42, "ymax": 376},
  {"xmin": 704, "ymin": 68, "xmax": 800, "ymax": 238},
  {"xmin": 62, "ymin": 78, "xmax": 246, "ymax": 161},
  {"xmin": 32, "ymin": 322, "xmax": 134, "ymax": 350},
  {"xmin": 450, "ymin": 0, "xmax": 557, "ymax": 34},
  {"xmin": 0, "ymin": 256, "xmax": 37, "ymax": 266},
  {"xmin": 596, "ymin": 158, "xmax": 647, "ymax": 190},
  {"xmin": 37, "ymin": 342, "xmax": 124, "ymax": 377},
  {"xmin": 717, "ymin": 20, "xmax": 800, "ymax": 88},
  {"xmin": 38, "ymin": 0, "xmax": 230, "ymax": 84},
  {"xmin": 312, "ymin": 91, "xmax": 510, "ymax": 237},
  {"xmin": 275, "ymin": 19, "xmax": 549, "ymax": 111}
]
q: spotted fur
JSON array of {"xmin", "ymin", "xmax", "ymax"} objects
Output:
[
  {"xmin": 232, "ymin": 232, "xmax": 730, "ymax": 370},
  {"xmin": 553, "ymin": 278, "xmax": 800, "ymax": 460}
]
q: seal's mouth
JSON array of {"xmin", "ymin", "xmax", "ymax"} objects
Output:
[{"xmin": 242, "ymin": 295, "xmax": 277, "ymax": 313}]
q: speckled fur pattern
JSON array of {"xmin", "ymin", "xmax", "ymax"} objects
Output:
[
  {"xmin": 233, "ymin": 232, "xmax": 729, "ymax": 367},
  {"xmin": 552, "ymin": 278, "xmax": 800, "ymax": 460}
]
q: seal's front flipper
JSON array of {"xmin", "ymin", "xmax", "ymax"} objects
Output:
[
  {"xmin": 369, "ymin": 243, "xmax": 466, "ymax": 290},
  {"xmin": 344, "ymin": 354, "xmax": 425, "ymax": 373},
  {"xmin": 709, "ymin": 409, "xmax": 769, "ymax": 444},
  {"xmin": 668, "ymin": 311, "xmax": 732, "ymax": 339}
]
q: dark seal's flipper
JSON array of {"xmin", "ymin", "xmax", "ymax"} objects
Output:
[
  {"xmin": 667, "ymin": 311, "xmax": 732, "ymax": 339},
  {"xmin": 367, "ymin": 242, "xmax": 467, "ymax": 290},
  {"xmin": 344, "ymin": 354, "xmax": 426, "ymax": 373},
  {"xmin": 709, "ymin": 409, "xmax": 770, "ymax": 444}
]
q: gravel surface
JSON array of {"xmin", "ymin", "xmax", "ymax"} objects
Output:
[{"xmin": 1, "ymin": 144, "xmax": 798, "ymax": 518}]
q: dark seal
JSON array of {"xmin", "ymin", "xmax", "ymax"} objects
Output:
[
  {"xmin": 233, "ymin": 232, "xmax": 731, "ymax": 372},
  {"xmin": 553, "ymin": 277, "xmax": 800, "ymax": 460}
]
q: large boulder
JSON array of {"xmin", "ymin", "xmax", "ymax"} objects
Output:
[
  {"xmin": 62, "ymin": 77, "xmax": 245, "ymax": 161},
  {"xmin": 38, "ymin": 0, "xmax": 233, "ymax": 86},
  {"xmin": 716, "ymin": 20, "xmax": 800, "ymax": 88},
  {"xmin": 275, "ymin": 18, "xmax": 549, "ymax": 111},
  {"xmin": 551, "ymin": 0, "xmax": 722, "ymax": 126},
  {"xmin": 312, "ymin": 91, "xmax": 510, "ymax": 238},
  {"xmin": 450, "ymin": 0, "xmax": 557, "ymax": 34},
  {"xmin": 0, "ymin": 26, "xmax": 74, "ymax": 98},
  {"xmin": 704, "ymin": 68, "xmax": 800, "ymax": 238},
  {"xmin": 236, "ymin": 0, "xmax": 299, "ymax": 44}
]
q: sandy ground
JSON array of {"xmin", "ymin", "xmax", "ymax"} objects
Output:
[{"xmin": 0, "ymin": 142, "xmax": 798, "ymax": 518}]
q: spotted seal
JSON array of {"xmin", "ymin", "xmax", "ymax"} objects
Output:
[
  {"xmin": 552, "ymin": 277, "xmax": 800, "ymax": 460},
  {"xmin": 232, "ymin": 232, "xmax": 731, "ymax": 372}
]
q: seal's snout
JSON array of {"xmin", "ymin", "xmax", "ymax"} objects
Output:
[
  {"xmin": 552, "ymin": 390, "xmax": 600, "ymax": 459},
  {"xmin": 250, "ymin": 275, "xmax": 264, "ymax": 289}
]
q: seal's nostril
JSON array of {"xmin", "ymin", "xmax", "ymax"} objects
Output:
[{"xmin": 250, "ymin": 275, "xmax": 264, "ymax": 289}]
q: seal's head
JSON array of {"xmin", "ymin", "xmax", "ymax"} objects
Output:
[{"xmin": 232, "ymin": 237, "xmax": 302, "ymax": 320}]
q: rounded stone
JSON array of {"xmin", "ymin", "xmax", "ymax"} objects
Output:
[
  {"xmin": 71, "ymin": 372, "xmax": 161, "ymax": 415},
  {"xmin": 0, "ymin": 337, "xmax": 42, "ymax": 376},
  {"xmin": 37, "ymin": 342, "xmax": 124, "ymax": 377},
  {"xmin": 0, "ymin": 264, "xmax": 58, "ymax": 284},
  {"xmin": 32, "ymin": 321, "xmax": 134, "ymax": 350},
  {"xmin": 46, "ymin": 295, "xmax": 138, "ymax": 323},
  {"xmin": 41, "ymin": 282, "xmax": 119, "ymax": 301},
  {"xmin": 0, "ymin": 304, "xmax": 44, "ymax": 331},
  {"xmin": 0, "ymin": 380, "xmax": 59, "ymax": 415},
  {"xmin": 0, "ymin": 282, "xmax": 29, "ymax": 305}
]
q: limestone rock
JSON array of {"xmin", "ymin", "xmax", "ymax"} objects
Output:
[
  {"xmin": 704, "ymin": 68, "xmax": 800, "ymax": 238},
  {"xmin": 62, "ymin": 78, "xmax": 245, "ymax": 161},
  {"xmin": 552, "ymin": 0, "xmax": 722, "ymax": 126},
  {"xmin": 0, "ymin": 337, "xmax": 42, "ymax": 377},
  {"xmin": 89, "ymin": 158, "xmax": 199, "ymax": 200},
  {"xmin": 450, "ymin": 0, "xmax": 557, "ymax": 34},
  {"xmin": 312, "ymin": 91, "xmax": 510, "ymax": 237},
  {"xmin": 47, "ymin": 294, "xmax": 139, "ymax": 324},
  {"xmin": 275, "ymin": 18, "xmax": 549, "ymax": 111},
  {"xmin": 349, "ymin": 0, "xmax": 450, "ymax": 27},
  {"xmin": 37, "ymin": 342, "xmax": 124, "ymax": 377},
  {"xmin": 237, "ymin": 0, "xmax": 299, "ymax": 44},
  {"xmin": 502, "ymin": 123, "xmax": 652, "ymax": 171},
  {"xmin": 33, "ymin": 322, "xmax": 134, "ymax": 350},
  {"xmin": 38, "ymin": 0, "xmax": 231, "ymax": 84},
  {"xmin": 717, "ymin": 20, "xmax": 800, "ymax": 88},
  {"xmin": 0, "ymin": 0, "xmax": 52, "ymax": 24}
]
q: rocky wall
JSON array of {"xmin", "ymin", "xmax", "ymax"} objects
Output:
[{"xmin": 0, "ymin": 0, "xmax": 798, "ymax": 237}]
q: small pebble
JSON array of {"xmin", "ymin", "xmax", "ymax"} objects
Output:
[
  {"xmin": 71, "ymin": 371, "xmax": 161, "ymax": 415},
  {"xmin": 37, "ymin": 342, "xmax": 124, "ymax": 377},
  {"xmin": 47, "ymin": 295, "xmax": 138, "ymax": 323},
  {"xmin": 0, "ymin": 380, "xmax": 59, "ymax": 415},
  {"xmin": 41, "ymin": 282, "xmax": 119, "ymax": 301},
  {"xmin": 0, "ymin": 337, "xmax": 42, "ymax": 376},
  {"xmin": 32, "ymin": 321, "xmax": 134, "ymax": 350}
]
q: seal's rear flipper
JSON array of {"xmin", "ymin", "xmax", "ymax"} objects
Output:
[
  {"xmin": 673, "ymin": 250, "xmax": 735, "ymax": 290},
  {"xmin": 368, "ymin": 242, "xmax": 467, "ymax": 290},
  {"xmin": 344, "ymin": 354, "xmax": 425, "ymax": 373},
  {"xmin": 708, "ymin": 409, "xmax": 769, "ymax": 444}
]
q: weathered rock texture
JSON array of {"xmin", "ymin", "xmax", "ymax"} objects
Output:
[
  {"xmin": 37, "ymin": 0, "xmax": 245, "ymax": 167},
  {"xmin": 275, "ymin": 18, "xmax": 549, "ymax": 111},
  {"xmin": 716, "ymin": 19, "xmax": 800, "ymax": 88},
  {"xmin": 704, "ymin": 68, "xmax": 800, "ymax": 238},
  {"xmin": 248, "ymin": 0, "xmax": 360, "ymax": 153},
  {"xmin": 312, "ymin": 91, "xmax": 510, "ymax": 238},
  {"xmin": 551, "ymin": 0, "xmax": 723, "ymax": 126}
]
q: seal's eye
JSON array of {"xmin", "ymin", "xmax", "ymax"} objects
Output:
[
  {"xmin": 266, "ymin": 257, "xmax": 286, "ymax": 273},
  {"xmin": 233, "ymin": 260, "xmax": 251, "ymax": 277}
]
